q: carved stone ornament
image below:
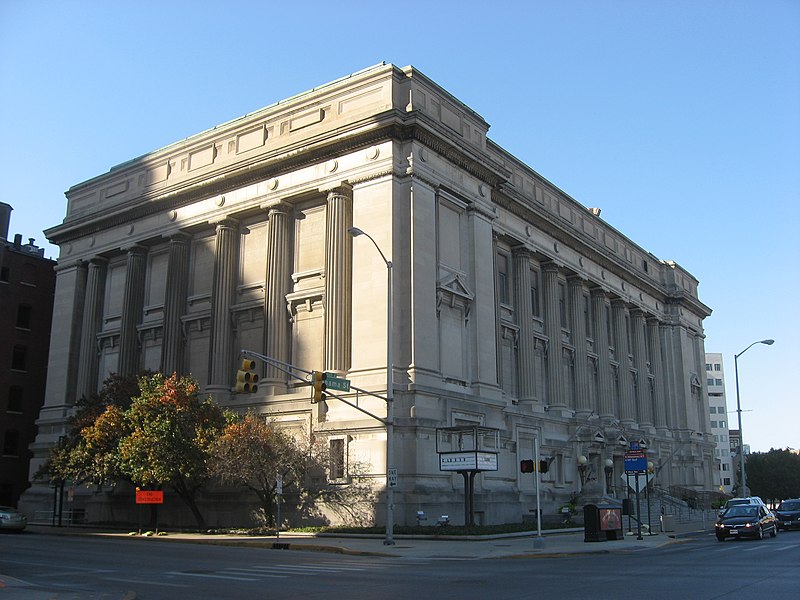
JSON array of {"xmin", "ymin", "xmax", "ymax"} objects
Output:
[{"xmin": 436, "ymin": 272, "xmax": 475, "ymax": 322}]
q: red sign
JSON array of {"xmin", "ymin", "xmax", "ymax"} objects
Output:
[{"xmin": 135, "ymin": 490, "xmax": 164, "ymax": 504}]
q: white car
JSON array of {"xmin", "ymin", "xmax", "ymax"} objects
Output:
[
  {"xmin": 0, "ymin": 506, "xmax": 27, "ymax": 532},
  {"xmin": 723, "ymin": 497, "xmax": 766, "ymax": 511}
]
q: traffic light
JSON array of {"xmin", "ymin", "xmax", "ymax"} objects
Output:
[
  {"xmin": 539, "ymin": 460, "xmax": 549, "ymax": 474},
  {"xmin": 235, "ymin": 359, "xmax": 259, "ymax": 393},
  {"xmin": 311, "ymin": 370, "xmax": 327, "ymax": 403},
  {"xmin": 520, "ymin": 459, "xmax": 534, "ymax": 473}
]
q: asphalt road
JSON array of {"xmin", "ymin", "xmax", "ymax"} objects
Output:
[{"xmin": 1, "ymin": 530, "xmax": 798, "ymax": 599}]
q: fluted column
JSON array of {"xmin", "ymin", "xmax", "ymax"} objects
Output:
[
  {"xmin": 118, "ymin": 245, "xmax": 147, "ymax": 376},
  {"xmin": 568, "ymin": 276, "xmax": 591, "ymax": 417},
  {"xmin": 208, "ymin": 219, "xmax": 239, "ymax": 393},
  {"xmin": 76, "ymin": 257, "xmax": 107, "ymax": 399},
  {"xmin": 324, "ymin": 185, "xmax": 353, "ymax": 373},
  {"xmin": 647, "ymin": 316, "xmax": 668, "ymax": 432},
  {"xmin": 591, "ymin": 288, "xmax": 614, "ymax": 419},
  {"xmin": 631, "ymin": 309, "xmax": 653, "ymax": 427},
  {"xmin": 513, "ymin": 248, "xmax": 535, "ymax": 401},
  {"xmin": 611, "ymin": 299, "xmax": 635, "ymax": 425},
  {"xmin": 161, "ymin": 233, "xmax": 191, "ymax": 376},
  {"xmin": 264, "ymin": 203, "xmax": 293, "ymax": 383},
  {"xmin": 542, "ymin": 262, "xmax": 564, "ymax": 408}
]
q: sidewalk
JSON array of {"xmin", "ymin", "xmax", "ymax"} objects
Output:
[{"xmin": 28, "ymin": 521, "xmax": 711, "ymax": 560}]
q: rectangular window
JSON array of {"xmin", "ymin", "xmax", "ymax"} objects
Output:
[
  {"xmin": 705, "ymin": 363, "xmax": 712, "ymax": 371},
  {"xmin": 0, "ymin": 266, "xmax": 8, "ymax": 282},
  {"xmin": 583, "ymin": 294, "xmax": 591, "ymax": 335},
  {"xmin": 2, "ymin": 430, "xmax": 19, "ymax": 456},
  {"xmin": 722, "ymin": 463, "xmax": 730, "ymax": 471},
  {"xmin": 11, "ymin": 346, "xmax": 27, "ymax": 371},
  {"xmin": 715, "ymin": 379, "xmax": 723, "ymax": 386},
  {"xmin": 16, "ymin": 305, "xmax": 32, "ymax": 329},
  {"xmin": 7, "ymin": 387, "xmax": 23, "ymax": 412},
  {"xmin": 558, "ymin": 282, "xmax": 567, "ymax": 328},
  {"xmin": 329, "ymin": 438, "xmax": 345, "ymax": 480},
  {"xmin": 497, "ymin": 253, "xmax": 509, "ymax": 305},
  {"xmin": 710, "ymin": 421, "xmax": 717, "ymax": 428},
  {"xmin": 723, "ymin": 477, "xmax": 731, "ymax": 486},
  {"xmin": 707, "ymin": 378, "xmax": 714, "ymax": 386},
  {"xmin": 530, "ymin": 269, "xmax": 540, "ymax": 317},
  {"xmin": 714, "ymin": 364, "xmax": 721, "ymax": 371},
  {"xmin": 710, "ymin": 406, "xmax": 717, "ymax": 414}
]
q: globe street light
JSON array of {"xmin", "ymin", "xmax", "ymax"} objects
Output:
[
  {"xmin": 734, "ymin": 338, "xmax": 774, "ymax": 497},
  {"xmin": 348, "ymin": 226, "xmax": 394, "ymax": 545}
]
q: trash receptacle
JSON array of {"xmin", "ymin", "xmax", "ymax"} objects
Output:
[
  {"xmin": 661, "ymin": 514, "xmax": 675, "ymax": 532},
  {"xmin": 584, "ymin": 504, "xmax": 623, "ymax": 542}
]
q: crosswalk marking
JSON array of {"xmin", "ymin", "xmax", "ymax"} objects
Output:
[{"xmin": 167, "ymin": 557, "xmax": 415, "ymax": 583}]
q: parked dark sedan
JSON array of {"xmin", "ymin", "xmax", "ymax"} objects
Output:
[
  {"xmin": 715, "ymin": 504, "xmax": 778, "ymax": 541},
  {"xmin": 775, "ymin": 499, "xmax": 800, "ymax": 531}
]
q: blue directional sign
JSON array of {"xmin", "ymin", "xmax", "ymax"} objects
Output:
[{"xmin": 624, "ymin": 450, "xmax": 647, "ymax": 473}]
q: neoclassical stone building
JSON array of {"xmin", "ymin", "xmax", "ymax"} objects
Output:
[{"xmin": 23, "ymin": 63, "xmax": 715, "ymax": 527}]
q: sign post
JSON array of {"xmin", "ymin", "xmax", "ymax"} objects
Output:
[
  {"xmin": 275, "ymin": 473, "xmax": 282, "ymax": 539},
  {"xmin": 623, "ymin": 445, "xmax": 647, "ymax": 540},
  {"xmin": 135, "ymin": 489, "xmax": 164, "ymax": 535}
]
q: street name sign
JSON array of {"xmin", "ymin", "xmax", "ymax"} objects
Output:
[{"xmin": 324, "ymin": 374, "xmax": 351, "ymax": 392}]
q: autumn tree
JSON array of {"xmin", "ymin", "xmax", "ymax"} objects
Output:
[
  {"xmin": 118, "ymin": 373, "xmax": 230, "ymax": 529},
  {"xmin": 43, "ymin": 372, "xmax": 146, "ymax": 486},
  {"xmin": 209, "ymin": 413, "xmax": 376, "ymax": 528},
  {"xmin": 209, "ymin": 412, "xmax": 307, "ymax": 526}
]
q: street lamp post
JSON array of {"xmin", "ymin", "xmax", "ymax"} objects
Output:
[
  {"xmin": 348, "ymin": 226, "xmax": 394, "ymax": 545},
  {"xmin": 734, "ymin": 338, "xmax": 774, "ymax": 497}
]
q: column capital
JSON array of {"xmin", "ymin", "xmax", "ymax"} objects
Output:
[
  {"xmin": 511, "ymin": 245, "xmax": 532, "ymax": 259},
  {"xmin": 541, "ymin": 261, "xmax": 560, "ymax": 274},
  {"xmin": 208, "ymin": 216, "xmax": 240, "ymax": 230},
  {"xmin": 567, "ymin": 273, "xmax": 585, "ymax": 288},
  {"xmin": 88, "ymin": 256, "xmax": 109, "ymax": 267},
  {"xmin": 264, "ymin": 201, "xmax": 293, "ymax": 217},
  {"xmin": 121, "ymin": 243, "xmax": 148, "ymax": 256},
  {"xmin": 321, "ymin": 182, "xmax": 354, "ymax": 199},
  {"xmin": 164, "ymin": 231, "xmax": 192, "ymax": 243}
]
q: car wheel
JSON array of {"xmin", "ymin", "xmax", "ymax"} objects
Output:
[
  {"xmin": 716, "ymin": 535, "xmax": 725, "ymax": 542},
  {"xmin": 770, "ymin": 525, "xmax": 777, "ymax": 538},
  {"xmin": 757, "ymin": 526, "xmax": 764, "ymax": 540}
]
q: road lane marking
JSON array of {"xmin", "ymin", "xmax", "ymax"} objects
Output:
[
  {"xmin": 104, "ymin": 577, "xmax": 190, "ymax": 588},
  {"xmin": 166, "ymin": 571, "xmax": 262, "ymax": 581}
]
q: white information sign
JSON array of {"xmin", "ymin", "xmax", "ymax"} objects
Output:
[
  {"xmin": 622, "ymin": 473, "xmax": 653, "ymax": 492},
  {"xmin": 439, "ymin": 451, "xmax": 498, "ymax": 472}
]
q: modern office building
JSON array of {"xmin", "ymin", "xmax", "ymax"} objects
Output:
[
  {"xmin": 705, "ymin": 353, "xmax": 733, "ymax": 495},
  {"xmin": 22, "ymin": 64, "xmax": 715, "ymax": 527},
  {"xmin": 0, "ymin": 203, "xmax": 56, "ymax": 507}
]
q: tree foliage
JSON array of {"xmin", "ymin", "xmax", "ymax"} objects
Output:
[
  {"xmin": 209, "ymin": 413, "xmax": 377, "ymax": 528},
  {"xmin": 746, "ymin": 448, "xmax": 800, "ymax": 503},
  {"xmin": 43, "ymin": 372, "xmax": 146, "ymax": 486},
  {"xmin": 209, "ymin": 412, "xmax": 308, "ymax": 526},
  {"xmin": 118, "ymin": 373, "xmax": 229, "ymax": 528}
]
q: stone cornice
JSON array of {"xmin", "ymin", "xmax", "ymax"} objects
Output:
[{"xmin": 47, "ymin": 109, "xmax": 511, "ymax": 247}]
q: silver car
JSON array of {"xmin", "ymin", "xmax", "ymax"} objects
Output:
[{"xmin": 0, "ymin": 506, "xmax": 27, "ymax": 532}]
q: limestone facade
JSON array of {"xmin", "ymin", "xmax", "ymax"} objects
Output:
[{"xmin": 23, "ymin": 63, "xmax": 715, "ymax": 526}]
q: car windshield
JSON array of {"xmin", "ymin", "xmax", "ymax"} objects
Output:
[
  {"xmin": 779, "ymin": 501, "xmax": 800, "ymax": 511},
  {"xmin": 725, "ymin": 506, "xmax": 757, "ymax": 518}
]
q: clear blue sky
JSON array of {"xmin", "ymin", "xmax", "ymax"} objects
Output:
[{"xmin": 2, "ymin": 0, "xmax": 797, "ymax": 452}]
